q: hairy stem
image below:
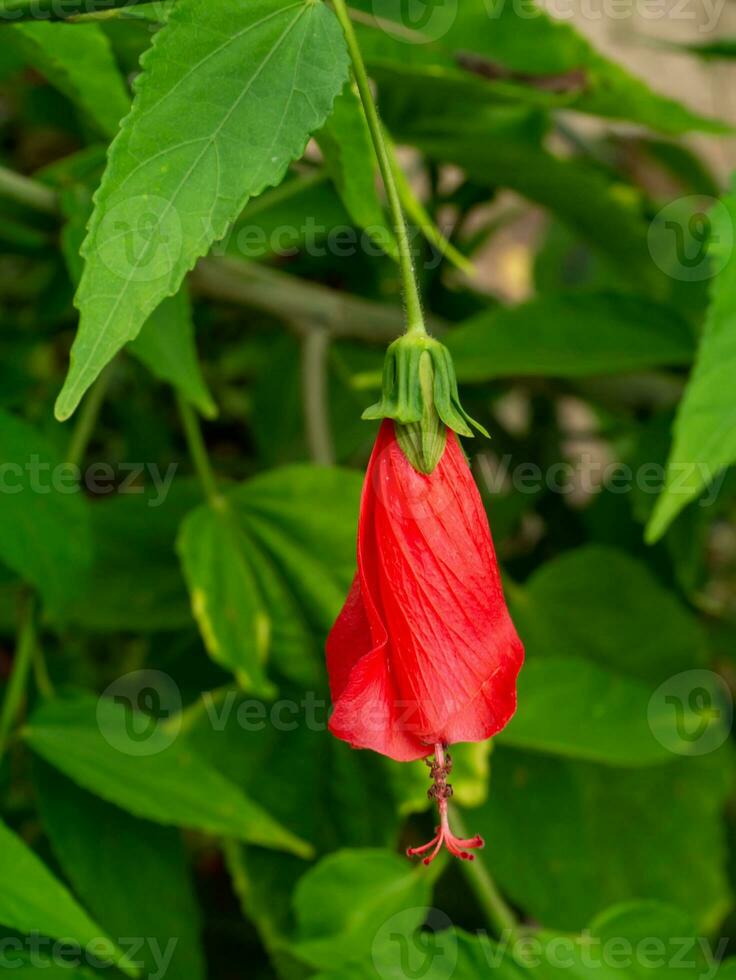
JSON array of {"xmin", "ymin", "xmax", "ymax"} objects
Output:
[
  {"xmin": 0, "ymin": 593, "xmax": 37, "ymax": 761},
  {"xmin": 177, "ymin": 395, "xmax": 221, "ymax": 506},
  {"xmin": 331, "ymin": 0, "xmax": 426, "ymax": 337}
]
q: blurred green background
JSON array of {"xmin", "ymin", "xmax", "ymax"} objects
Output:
[{"xmin": 1, "ymin": 2, "xmax": 736, "ymax": 979}]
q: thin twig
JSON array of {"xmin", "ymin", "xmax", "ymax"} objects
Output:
[
  {"xmin": 65, "ymin": 361, "xmax": 115, "ymax": 469},
  {"xmin": 192, "ymin": 257, "xmax": 446, "ymax": 342},
  {"xmin": 0, "ymin": 162, "xmax": 447, "ymax": 342},
  {"xmin": 0, "ymin": 593, "xmax": 37, "ymax": 761},
  {"xmin": 176, "ymin": 394, "xmax": 222, "ymax": 507},
  {"xmin": 0, "ymin": 165, "xmax": 57, "ymax": 215},
  {"xmin": 0, "ymin": 0, "xmax": 154, "ymax": 21}
]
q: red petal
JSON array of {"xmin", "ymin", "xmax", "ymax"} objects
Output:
[{"xmin": 327, "ymin": 420, "xmax": 524, "ymax": 761}]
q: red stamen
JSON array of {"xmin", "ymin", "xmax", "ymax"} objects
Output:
[{"xmin": 406, "ymin": 743, "xmax": 485, "ymax": 865}]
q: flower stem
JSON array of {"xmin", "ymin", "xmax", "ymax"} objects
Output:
[
  {"xmin": 330, "ymin": 0, "xmax": 426, "ymax": 337},
  {"xmin": 0, "ymin": 593, "xmax": 37, "ymax": 762},
  {"xmin": 449, "ymin": 803, "xmax": 521, "ymax": 941},
  {"xmin": 176, "ymin": 394, "xmax": 222, "ymax": 507}
]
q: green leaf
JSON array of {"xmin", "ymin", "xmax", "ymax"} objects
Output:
[
  {"xmin": 290, "ymin": 849, "xmax": 434, "ymax": 970},
  {"xmin": 354, "ymin": 2, "xmax": 727, "ymax": 134},
  {"xmin": 498, "ymin": 657, "xmax": 717, "ymax": 766},
  {"xmin": 385, "ymin": 125, "xmax": 474, "ymax": 277},
  {"xmin": 177, "ymin": 500, "xmax": 273, "ymax": 696},
  {"xmin": 60, "ymin": 185, "xmax": 215, "ymax": 417},
  {"xmin": 54, "ymin": 0, "xmax": 350, "ymax": 420},
  {"xmin": 0, "ymin": 408, "xmax": 92, "ymax": 609},
  {"xmin": 177, "ymin": 465, "xmax": 362, "ymax": 690},
  {"xmin": 23, "ymin": 694, "xmax": 312, "ymax": 858},
  {"xmin": 60, "ymin": 479, "xmax": 199, "ymax": 633},
  {"xmin": 316, "ymin": 81, "xmax": 396, "ymax": 259},
  {"xmin": 313, "ymin": 929, "xmax": 522, "ymax": 980},
  {"xmin": 185, "ymin": 686, "xmax": 401, "ymax": 962},
  {"xmin": 313, "ymin": 900, "xmax": 718, "ymax": 980},
  {"xmin": 469, "ymin": 745, "xmax": 733, "ymax": 933},
  {"xmin": 0, "ymin": 818, "xmax": 135, "ymax": 976},
  {"xmin": 33, "ymin": 762, "xmax": 204, "ymax": 980},
  {"xmin": 384, "ymin": 109, "xmax": 662, "ymax": 292},
  {"xmin": 446, "ymin": 293, "xmax": 696, "ymax": 382},
  {"xmin": 513, "ymin": 546, "xmax": 708, "ymax": 684},
  {"xmin": 11, "ymin": 22, "xmax": 130, "ymax": 137},
  {"xmin": 128, "ymin": 289, "xmax": 216, "ymax": 417},
  {"xmin": 647, "ymin": 187, "xmax": 736, "ymax": 541}
]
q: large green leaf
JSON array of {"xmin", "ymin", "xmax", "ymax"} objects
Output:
[
  {"xmin": 177, "ymin": 465, "xmax": 362, "ymax": 690},
  {"xmin": 290, "ymin": 850, "xmax": 434, "ymax": 970},
  {"xmin": 184, "ymin": 684, "xmax": 401, "ymax": 957},
  {"xmin": 61, "ymin": 479, "xmax": 199, "ymax": 633},
  {"xmin": 23, "ymin": 695, "xmax": 312, "ymax": 858},
  {"xmin": 34, "ymin": 762, "xmax": 204, "ymax": 980},
  {"xmin": 11, "ymin": 21, "xmax": 130, "ymax": 137},
  {"xmin": 647, "ymin": 187, "xmax": 736, "ymax": 541},
  {"xmin": 469, "ymin": 745, "xmax": 732, "ymax": 933},
  {"xmin": 498, "ymin": 657, "xmax": 712, "ymax": 766},
  {"xmin": 55, "ymin": 0, "xmax": 350, "ymax": 420},
  {"xmin": 415, "ymin": 134, "xmax": 670, "ymax": 295},
  {"xmin": 447, "ymin": 293, "xmax": 695, "ymax": 382},
  {"xmin": 312, "ymin": 929, "xmax": 522, "ymax": 980},
  {"xmin": 512, "ymin": 546, "xmax": 708, "ymax": 684},
  {"xmin": 0, "ymin": 819, "xmax": 134, "ymax": 975},
  {"xmin": 0, "ymin": 408, "xmax": 92, "ymax": 610},
  {"xmin": 177, "ymin": 499, "xmax": 272, "ymax": 695},
  {"xmin": 60, "ymin": 184, "xmax": 216, "ymax": 417},
  {"xmin": 129, "ymin": 289, "xmax": 216, "ymax": 418},
  {"xmin": 353, "ymin": 2, "xmax": 726, "ymax": 134},
  {"xmin": 313, "ymin": 901, "xmax": 717, "ymax": 980}
]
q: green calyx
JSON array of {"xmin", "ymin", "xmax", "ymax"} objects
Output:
[{"xmin": 362, "ymin": 334, "xmax": 488, "ymax": 474}]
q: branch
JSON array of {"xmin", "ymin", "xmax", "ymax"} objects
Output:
[
  {"xmin": 191, "ymin": 257, "xmax": 446, "ymax": 343},
  {"xmin": 299, "ymin": 323, "xmax": 335, "ymax": 465},
  {"xmin": 0, "ymin": 165, "xmax": 57, "ymax": 214},
  {"xmin": 0, "ymin": 162, "xmax": 446, "ymax": 342}
]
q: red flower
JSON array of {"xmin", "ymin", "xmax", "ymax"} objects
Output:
[{"xmin": 326, "ymin": 419, "xmax": 523, "ymax": 861}]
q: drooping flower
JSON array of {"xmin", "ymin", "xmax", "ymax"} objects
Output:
[{"xmin": 326, "ymin": 334, "xmax": 524, "ymax": 863}]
